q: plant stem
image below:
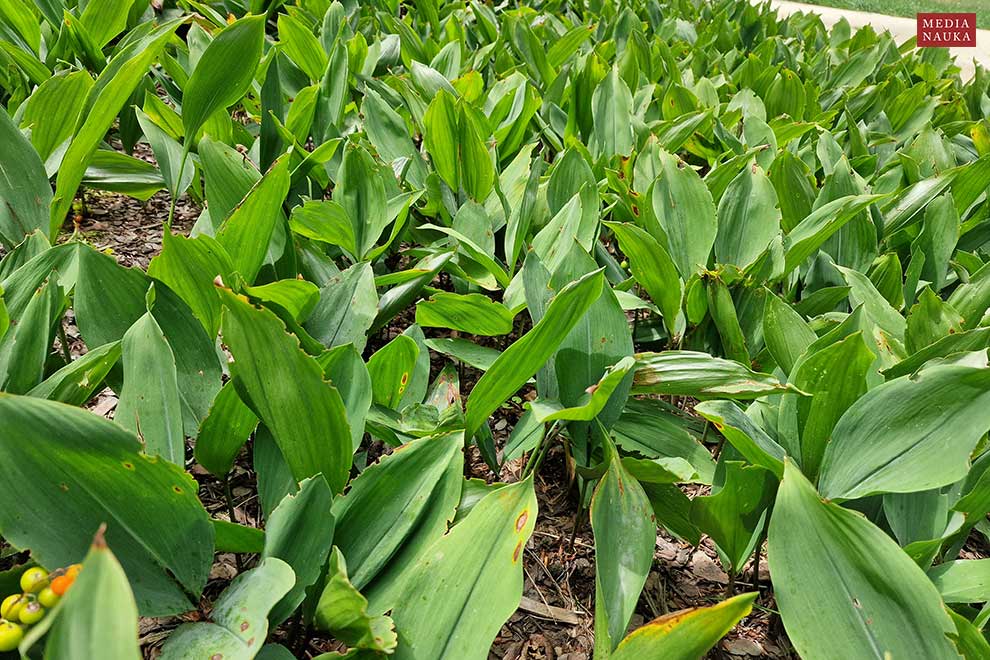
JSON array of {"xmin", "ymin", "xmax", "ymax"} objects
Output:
[
  {"xmin": 57, "ymin": 321, "xmax": 72, "ymax": 363},
  {"xmin": 222, "ymin": 476, "xmax": 244, "ymax": 572}
]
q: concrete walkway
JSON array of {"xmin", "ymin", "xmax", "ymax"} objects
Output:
[{"xmin": 765, "ymin": 0, "xmax": 989, "ymax": 80}]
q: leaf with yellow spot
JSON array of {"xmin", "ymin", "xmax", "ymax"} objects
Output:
[{"xmin": 391, "ymin": 477, "xmax": 538, "ymax": 660}]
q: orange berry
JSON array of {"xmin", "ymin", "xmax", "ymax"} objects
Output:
[{"xmin": 50, "ymin": 576, "xmax": 72, "ymax": 596}]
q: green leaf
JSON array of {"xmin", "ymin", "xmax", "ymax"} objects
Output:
[
  {"xmin": 768, "ymin": 461, "xmax": 958, "ymax": 660},
  {"xmin": 213, "ymin": 519, "xmax": 264, "ymax": 554},
  {"xmin": 37, "ymin": 531, "xmax": 141, "ymax": 660},
  {"xmin": 690, "ymin": 462, "xmax": 776, "ymax": 573},
  {"xmin": 315, "ymin": 548, "xmax": 397, "ymax": 652},
  {"xmin": 715, "ymin": 162, "xmax": 781, "ymax": 269},
  {"xmin": 278, "ymin": 13, "xmax": 327, "ymax": 81},
  {"xmin": 21, "ymin": 70, "xmax": 92, "ymax": 164},
  {"xmin": 27, "ymin": 341, "xmax": 121, "ymax": 405},
  {"xmin": 149, "ymin": 231, "xmax": 233, "ymax": 337},
  {"xmin": 51, "ymin": 19, "xmax": 184, "ymax": 233},
  {"xmin": 332, "ymin": 431, "xmax": 463, "ymax": 590},
  {"xmin": 464, "ymin": 269, "xmax": 604, "ymax": 438},
  {"xmin": 693, "ymin": 400, "xmax": 786, "ymax": 477},
  {"xmin": 194, "ymin": 381, "xmax": 258, "ymax": 476},
  {"xmin": 182, "ymin": 15, "xmax": 266, "ymax": 143},
  {"xmin": 217, "ymin": 156, "xmax": 291, "ymax": 284},
  {"xmin": 0, "ymin": 105, "xmax": 51, "ymax": 247},
  {"xmin": 779, "ymin": 332, "xmax": 874, "ymax": 481},
  {"xmin": 781, "ymin": 194, "xmax": 885, "ymax": 277},
  {"xmin": 605, "ymin": 222, "xmax": 683, "ymax": 337},
  {"xmin": 159, "ymin": 558, "xmax": 295, "ymax": 660},
  {"xmin": 305, "ymin": 262, "xmax": 377, "ymax": 353},
  {"xmin": 591, "ymin": 67, "xmax": 634, "ymax": 158},
  {"xmin": 650, "ymin": 149, "xmax": 717, "ymax": 277},
  {"xmin": 367, "ymin": 334, "xmax": 419, "ymax": 410},
  {"xmin": 0, "ymin": 395, "xmax": 213, "ymax": 616},
  {"xmin": 336, "ymin": 145, "xmax": 388, "ymax": 259},
  {"xmin": 391, "ymin": 477, "xmax": 537, "ymax": 660},
  {"xmin": 928, "ymin": 560, "xmax": 990, "ymax": 603},
  {"xmin": 416, "ymin": 292, "xmax": 514, "ymax": 336},
  {"xmin": 762, "ymin": 291, "xmax": 816, "ymax": 376},
  {"xmin": 529, "ymin": 356, "xmax": 636, "ymax": 423},
  {"xmin": 262, "ymin": 476, "xmax": 335, "ymax": 625},
  {"xmin": 818, "ymin": 365, "xmax": 990, "ymax": 500},
  {"xmin": 610, "ymin": 592, "xmax": 756, "ymax": 660},
  {"xmin": 115, "ymin": 308, "xmax": 184, "ymax": 464},
  {"xmin": 0, "ymin": 276, "xmax": 61, "ymax": 394},
  {"xmin": 221, "ymin": 289, "xmax": 352, "ymax": 493},
  {"xmin": 134, "ymin": 108, "xmax": 195, "ymax": 201},
  {"xmin": 633, "ymin": 351, "xmax": 795, "ymax": 398},
  {"xmin": 591, "ymin": 437, "xmax": 656, "ymax": 653}
]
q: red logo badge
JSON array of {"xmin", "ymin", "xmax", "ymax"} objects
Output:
[{"xmin": 917, "ymin": 13, "xmax": 977, "ymax": 47}]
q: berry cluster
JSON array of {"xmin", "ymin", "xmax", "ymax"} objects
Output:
[{"xmin": 0, "ymin": 565, "xmax": 81, "ymax": 651}]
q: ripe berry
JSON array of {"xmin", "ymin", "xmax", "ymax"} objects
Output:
[
  {"xmin": 37, "ymin": 587, "xmax": 59, "ymax": 609},
  {"xmin": 50, "ymin": 576, "xmax": 73, "ymax": 596},
  {"xmin": 0, "ymin": 620, "xmax": 23, "ymax": 652},
  {"xmin": 18, "ymin": 602, "xmax": 44, "ymax": 625},
  {"xmin": 66, "ymin": 564, "xmax": 82, "ymax": 579},
  {"xmin": 19, "ymin": 568, "xmax": 48, "ymax": 594}
]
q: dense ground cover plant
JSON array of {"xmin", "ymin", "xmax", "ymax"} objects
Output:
[{"xmin": 0, "ymin": 0, "xmax": 990, "ymax": 657}]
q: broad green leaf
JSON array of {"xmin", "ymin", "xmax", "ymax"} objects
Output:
[
  {"xmin": 221, "ymin": 289, "xmax": 352, "ymax": 493},
  {"xmin": 837, "ymin": 265, "xmax": 906, "ymax": 341},
  {"xmin": 819, "ymin": 365, "xmax": 990, "ymax": 500},
  {"xmin": 529, "ymin": 357, "xmax": 636, "ymax": 423},
  {"xmin": 633, "ymin": 351, "xmax": 795, "ymax": 398},
  {"xmin": 115, "ymin": 309, "xmax": 184, "ymax": 465},
  {"xmin": 148, "ymin": 231, "xmax": 233, "ymax": 337},
  {"xmin": 367, "ymin": 334, "xmax": 418, "ymax": 410},
  {"xmin": 0, "ymin": 396, "xmax": 213, "ymax": 616},
  {"xmin": 0, "ymin": 105, "xmax": 51, "ymax": 247},
  {"xmin": 361, "ymin": 439, "xmax": 463, "ymax": 616},
  {"xmin": 464, "ymin": 269, "xmax": 604, "ymax": 438},
  {"xmin": 217, "ymin": 156, "xmax": 291, "ymax": 284},
  {"xmin": 305, "ymin": 262, "xmax": 377, "ymax": 353},
  {"xmin": 715, "ymin": 162, "xmax": 781, "ymax": 269},
  {"xmin": 278, "ymin": 13, "xmax": 327, "ymax": 81},
  {"xmin": 332, "ymin": 431, "xmax": 462, "ymax": 590},
  {"xmin": 928, "ymin": 560, "xmax": 990, "ymax": 603},
  {"xmin": 779, "ymin": 332, "xmax": 873, "ymax": 480},
  {"xmin": 591, "ymin": 67, "xmax": 634, "ymax": 158},
  {"xmin": 262, "ymin": 476, "xmax": 335, "ymax": 625},
  {"xmin": 690, "ymin": 462, "xmax": 776, "ymax": 573},
  {"xmin": 650, "ymin": 149, "xmax": 717, "ymax": 277},
  {"xmin": 37, "ymin": 531, "xmax": 140, "ymax": 660},
  {"xmin": 159, "ymin": 558, "xmax": 294, "ymax": 660},
  {"xmin": 51, "ymin": 19, "xmax": 184, "ymax": 233},
  {"xmin": 762, "ymin": 291, "xmax": 816, "ymax": 376},
  {"xmin": 0, "ymin": 276, "xmax": 61, "ymax": 394},
  {"xmin": 694, "ymin": 400, "xmax": 786, "ymax": 477},
  {"xmin": 336, "ymin": 145, "xmax": 388, "ymax": 259},
  {"xmin": 315, "ymin": 548, "xmax": 397, "ymax": 652},
  {"xmin": 768, "ymin": 461, "xmax": 958, "ymax": 660},
  {"xmin": 194, "ymin": 381, "xmax": 257, "ymax": 476},
  {"xmin": 21, "ymin": 70, "xmax": 92, "ymax": 163},
  {"xmin": 391, "ymin": 477, "xmax": 537, "ymax": 660},
  {"xmin": 27, "ymin": 341, "xmax": 121, "ymax": 405},
  {"xmin": 591, "ymin": 437, "xmax": 656, "ymax": 653},
  {"xmin": 606, "ymin": 222, "xmax": 682, "ymax": 336},
  {"xmin": 781, "ymin": 194, "xmax": 885, "ymax": 276},
  {"xmin": 610, "ymin": 593, "xmax": 757, "ymax": 660},
  {"xmin": 289, "ymin": 200, "xmax": 356, "ymax": 256},
  {"xmin": 182, "ymin": 15, "xmax": 266, "ymax": 142},
  {"xmin": 415, "ymin": 292, "xmax": 514, "ymax": 336}
]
